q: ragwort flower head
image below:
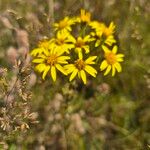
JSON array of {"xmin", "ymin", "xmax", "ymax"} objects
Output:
[
  {"xmin": 90, "ymin": 22, "xmax": 116, "ymax": 47},
  {"xmin": 32, "ymin": 48, "xmax": 70, "ymax": 81},
  {"xmin": 70, "ymin": 35, "xmax": 94, "ymax": 58},
  {"xmin": 65, "ymin": 55, "xmax": 97, "ymax": 84},
  {"xmin": 30, "ymin": 39, "xmax": 50, "ymax": 57},
  {"xmin": 49, "ymin": 30, "xmax": 74, "ymax": 53},
  {"xmin": 77, "ymin": 9, "xmax": 91, "ymax": 23},
  {"xmin": 54, "ymin": 17, "xmax": 75, "ymax": 32},
  {"xmin": 100, "ymin": 45, "xmax": 124, "ymax": 76}
]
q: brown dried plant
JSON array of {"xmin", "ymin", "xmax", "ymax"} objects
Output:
[{"xmin": 0, "ymin": 58, "xmax": 38, "ymax": 142}]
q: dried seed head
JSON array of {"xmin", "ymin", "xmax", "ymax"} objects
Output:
[{"xmin": 6, "ymin": 47, "xmax": 18, "ymax": 64}]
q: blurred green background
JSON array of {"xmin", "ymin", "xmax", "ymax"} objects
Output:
[{"xmin": 0, "ymin": 0, "xmax": 149, "ymax": 149}]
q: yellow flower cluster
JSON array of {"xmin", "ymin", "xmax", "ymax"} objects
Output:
[{"xmin": 30, "ymin": 9, "xmax": 124, "ymax": 84}]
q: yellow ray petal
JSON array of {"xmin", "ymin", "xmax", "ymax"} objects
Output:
[
  {"xmin": 42, "ymin": 66, "xmax": 50, "ymax": 80},
  {"xmin": 65, "ymin": 65, "xmax": 76, "ymax": 74},
  {"xmin": 102, "ymin": 45, "xmax": 110, "ymax": 53},
  {"xmin": 104, "ymin": 65, "xmax": 111, "ymax": 76},
  {"xmin": 85, "ymin": 56, "xmax": 97, "ymax": 64},
  {"xmin": 95, "ymin": 40, "xmax": 101, "ymax": 47},
  {"xmin": 114, "ymin": 62, "xmax": 122, "ymax": 72},
  {"xmin": 30, "ymin": 48, "xmax": 44, "ymax": 56},
  {"xmin": 112, "ymin": 45, "xmax": 118, "ymax": 54},
  {"xmin": 117, "ymin": 54, "xmax": 124, "ymax": 58},
  {"xmin": 51, "ymin": 66, "xmax": 57, "ymax": 81},
  {"xmin": 78, "ymin": 51, "xmax": 83, "ymax": 59},
  {"xmin": 84, "ymin": 35, "xmax": 91, "ymax": 41},
  {"xmin": 38, "ymin": 54, "xmax": 47, "ymax": 59},
  {"xmin": 55, "ymin": 64, "xmax": 67, "ymax": 75},
  {"xmin": 57, "ymin": 56, "xmax": 70, "ymax": 61},
  {"xmin": 64, "ymin": 64, "xmax": 75, "ymax": 68},
  {"xmin": 35, "ymin": 64, "xmax": 46, "ymax": 72},
  {"xmin": 32, "ymin": 58, "xmax": 44, "ymax": 63},
  {"xmin": 80, "ymin": 70, "xmax": 86, "ymax": 84},
  {"xmin": 68, "ymin": 35, "xmax": 76, "ymax": 43},
  {"xmin": 85, "ymin": 65, "xmax": 97, "ymax": 77},
  {"xmin": 117, "ymin": 58, "xmax": 124, "ymax": 62},
  {"xmin": 69, "ymin": 69, "xmax": 78, "ymax": 81},
  {"xmin": 100, "ymin": 60, "xmax": 108, "ymax": 71},
  {"xmin": 55, "ymin": 49, "xmax": 65, "ymax": 56},
  {"xmin": 83, "ymin": 45, "xmax": 90, "ymax": 53},
  {"xmin": 112, "ymin": 65, "xmax": 116, "ymax": 76},
  {"xmin": 43, "ymin": 49, "xmax": 50, "ymax": 56}
]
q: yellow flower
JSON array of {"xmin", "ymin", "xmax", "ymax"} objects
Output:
[
  {"xmin": 77, "ymin": 9, "xmax": 91, "ymax": 23},
  {"xmin": 49, "ymin": 31, "xmax": 74, "ymax": 53},
  {"xmin": 70, "ymin": 35, "xmax": 93, "ymax": 58},
  {"xmin": 90, "ymin": 21, "xmax": 116, "ymax": 47},
  {"xmin": 65, "ymin": 56, "xmax": 97, "ymax": 84},
  {"xmin": 101, "ymin": 22, "xmax": 116, "ymax": 46},
  {"xmin": 100, "ymin": 45, "xmax": 124, "ymax": 76},
  {"xmin": 32, "ymin": 48, "xmax": 70, "ymax": 81},
  {"xmin": 89, "ymin": 21, "xmax": 104, "ymax": 32},
  {"xmin": 54, "ymin": 17, "xmax": 75, "ymax": 32},
  {"xmin": 103, "ymin": 22, "xmax": 115, "ymax": 37},
  {"xmin": 30, "ymin": 39, "xmax": 50, "ymax": 57}
]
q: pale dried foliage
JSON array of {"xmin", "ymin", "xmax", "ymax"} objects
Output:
[{"xmin": 0, "ymin": 60, "xmax": 38, "ymax": 140}]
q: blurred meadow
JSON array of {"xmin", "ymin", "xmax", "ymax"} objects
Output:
[{"xmin": 0, "ymin": 0, "xmax": 150, "ymax": 149}]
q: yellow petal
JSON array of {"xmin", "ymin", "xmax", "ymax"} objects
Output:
[
  {"xmin": 85, "ymin": 56, "xmax": 97, "ymax": 64},
  {"xmin": 85, "ymin": 65, "xmax": 97, "ymax": 77},
  {"xmin": 65, "ymin": 65, "xmax": 76, "ymax": 74},
  {"xmin": 55, "ymin": 64, "xmax": 67, "ymax": 75},
  {"xmin": 68, "ymin": 35, "xmax": 76, "ymax": 43},
  {"xmin": 69, "ymin": 69, "xmax": 78, "ymax": 81},
  {"xmin": 95, "ymin": 40, "xmax": 101, "ymax": 47},
  {"xmin": 84, "ymin": 35, "xmax": 92, "ymax": 42},
  {"xmin": 55, "ymin": 48, "xmax": 65, "ymax": 56},
  {"xmin": 102, "ymin": 45, "xmax": 110, "ymax": 53},
  {"xmin": 64, "ymin": 64, "xmax": 74, "ymax": 68},
  {"xmin": 112, "ymin": 45, "xmax": 118, "ymax": 54},
  {"xmin": 39, "ymin": 54, "xmax": 47, "ymax": 59},
  {"xmin": 104, "ymin": 35, "xmax": 116, "ymax": 46},
  {"xmin": 32, "ymin": 59, "xmax": 44, "ymax": 63},
  {"xmin": 100, "ymin": 60, "xmax": 108, "ymax": 71},
  {"xmin": 42, "ymin": 66, "xmax": 50, "ymax": 79},
  {"xmin": 117, "ymin": 54, "xmax": 124, "ymax": 58},
  {"xmin": 112, "ymin": 65, "xmax": 116, "ymax": 76},
  {"xmin": 114, "ymin": 62, "xmax": 122, "ymax": 72},
  {"xmin": 35, "ymin": 64, "xmax": 46, "ymax": 72},
  {"xmin": 57, "ymin": 56, "xmax": 70, "ymax": 61},
  {"xmin": 83, "ymin": 46, "xmax": 90, "ymax": 53},
  {"xmin": 51, "ymin": 66, "xmax": 57, "ymax": 81},
  {"xmin": 80, "ymin": 70, "xmax": 86, "ymax": 84},
  {"xmin": 104, "ymin": 65, "xmax": 111, "ymax": 76},
  {"xmin": 43, "ymin": 49, "xmax": 50, "ymax": 56},
  {"xmin": 117, "ymin": 58, "xmax": 124, "ymax": 62},
  {"xmin": 30, "ymin": 48, "xmax": 43, "ymax": 56},
  {"xmin": 109, "ymin": 22, "xmax": 115, "ymax": 30},
  {"xmin": 78, "ymin": 51, "xmax": 83, "ymax": 59}
]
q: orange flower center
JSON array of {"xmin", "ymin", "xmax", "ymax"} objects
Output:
[
  {"xmin": 75, "ymin": 39, "xmax": 85, "ymax": 48},
  {"xmin": 103, "ymin": 28, "xmax": 112, "ymax": 37},
  {"xmin": 105, "ymin": 52, "xmax": 116, "ymax": 65},
  {"xmin": 75, "ymin": 59, "xmax": 85, "ymax": 70},
  {"xmin": 47, "ymin": 54, "xmax": 57, "ymax": 66},
  {"xmin": 59, "ymin": 20, "xmax": 68, "ymax": 29}
]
